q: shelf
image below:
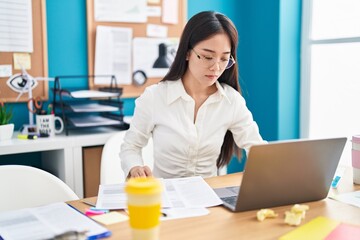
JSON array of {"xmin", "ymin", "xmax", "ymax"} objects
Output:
[
  {"xmin": 68, "ymin": 90, "xmax": 121, "ymax": 98},
  {"xmin": 67, "ymin": 115, "xmax": 121, "ymax": 127},
  {"xmin": 69, "ymin": 103, "xmax": 119, "ymax": 113},
  {"xmin": 52, "ymin": 75, "xmax": 129, "ymax": 135}
]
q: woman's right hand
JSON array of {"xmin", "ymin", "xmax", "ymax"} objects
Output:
[{"xmin": 128, "ymin": 166, "xmax": 153, "ymax": 178}]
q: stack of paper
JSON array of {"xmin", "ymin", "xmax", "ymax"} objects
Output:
[
  {"xmin": 329, "ymin": 190, "xmax": 360, "ymax": 208},
  {"xmin": 96, "ymin": 176, "xmax": 223, "ymax": 220},
  {"xmin": 0, "ymin": 202, "xmax": 111, "ymax": 240}
]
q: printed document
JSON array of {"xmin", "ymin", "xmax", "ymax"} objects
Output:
[
  {"xmin": 329, "ymin": 190, "xmax": 360, "ymax": 208},
  {"xmin": 94, "ymin": 0, "xmax": 147, "ymax": 23},
  {"xmin": 0, "ymin": 0, "xmax": 33, "ymax": 52},
  {"xmin": 96, "ymin": 176, "xmax": 222, "ymax": 209},
  {"xmin": 0, "ymin": 202, "xmax": 110, "ymax": 240},
  {"xmin": 96, "ymin": 180, "xmax": 171, "ymax": 210},
  {"xmin": 94, "ymin": 26, "xmax": 132, "ymax": 85}
]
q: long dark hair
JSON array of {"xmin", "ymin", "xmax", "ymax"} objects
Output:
[{"xmin": 162, "ymin": 11, "xmax": 242, "ymax": 168}]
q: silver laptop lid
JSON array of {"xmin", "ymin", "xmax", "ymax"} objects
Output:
[{"xmin": 235, "ymin": 137, "xmax": 347, "ymax": 212}]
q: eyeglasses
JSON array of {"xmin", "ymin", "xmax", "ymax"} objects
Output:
[{"xmin": 192, "ymin": 49, "xmax": 235, "ymax": 70}]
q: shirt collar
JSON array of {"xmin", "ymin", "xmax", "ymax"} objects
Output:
[
  {"xmin": 166, "ymin": 79, "xmax": 191, "ymax": 105},
  {"xmin": 166, "ymin": 79, "xmax": 232, "ymax": 105},
  {"xmin": 215, "ymin": 81, "xmax": 231, "ymax": 104}
]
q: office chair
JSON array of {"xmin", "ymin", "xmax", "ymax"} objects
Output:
[
  {"xmin": 0, "ymin": 165, "xmax": 79, "ymax": 212},
  {"xmin": 100, "ymin": 132, "xmax": 154, "ymax": 184}
]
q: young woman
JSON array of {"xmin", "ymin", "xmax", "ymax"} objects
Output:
[{"xmin": 121, "ymin": 11, "xmax": 266, "ymax": 179}]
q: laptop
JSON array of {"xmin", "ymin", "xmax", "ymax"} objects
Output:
[{"xmin": 213, "ymin": 137, "xmax": 347, "ymax": 212}]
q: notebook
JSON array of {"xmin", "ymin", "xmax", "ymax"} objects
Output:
[
  {"xmin": 214, "ymin": 137, "xmax": 347, "ymax": 212},
  {"xmin": 0, "ymin": 202, "xmax": 111, "ymax": 240}
]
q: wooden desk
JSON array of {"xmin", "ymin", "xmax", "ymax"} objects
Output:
[{"xmin": 68, "ymin": 167, "xmax": 360, "ymax": 240}]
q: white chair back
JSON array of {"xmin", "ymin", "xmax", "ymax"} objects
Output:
[
  {"xmin": 0, "ymin": 165, "xmax": 79, "ymax": 212},
  {"xmin": 100, "ymin": 132, "xmax": 154, "ymax": 184}
]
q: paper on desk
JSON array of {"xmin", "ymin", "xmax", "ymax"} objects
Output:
[
  {"xmin": 164, "ymin": 176, "xmax": 223, "ymax": 208},
  {"xmin": 161, "ymin": 207, "xmax": 209, "ymax": 221},
  {"xmin": 329, "ymin": 190, "xmax": 360, "ymax": 208},
  {"xmin": 0, "ymin": 202, "xmax": 110, "ymax": 240},
  {"xmin": 96, "ymin": 180, "xmax": 172, "ymax": 210},
  {"xmin": 96, "ymin": 176, "xmax": 222, "ymax": 210}
]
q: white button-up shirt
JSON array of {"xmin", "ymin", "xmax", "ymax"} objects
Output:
[{"xmin": 120, "ymin": 79, "xmax": 265, "ymax": 178}]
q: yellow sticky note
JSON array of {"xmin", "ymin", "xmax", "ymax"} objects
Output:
[
  {"xmin": 279, "ymin": 216, "xmax": 340, "ymax": 240},
  {"xmin": 91, "ymin": 212, "xmax": 129, "ymax": 225},
  {"xmin": 13, "ymin": 53, "xmax": 31, "ymax": 70}
]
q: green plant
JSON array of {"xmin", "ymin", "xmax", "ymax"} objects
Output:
[{"xmin": 0, "ymin": 102, "xmax": 13, "ymax": 125}]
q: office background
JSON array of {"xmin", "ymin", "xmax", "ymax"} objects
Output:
[{"xmin": 2, "ymin": 0, "xmax": 301, "ymax": 172}]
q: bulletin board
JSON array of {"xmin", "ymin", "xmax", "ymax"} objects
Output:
[
  {"xmin": 86, "ymin": 0, "xmax": 187, "ymax": 98},
  {"xmin": 0, "ymin": 0, "xmax": 48, "ymax": 103}
]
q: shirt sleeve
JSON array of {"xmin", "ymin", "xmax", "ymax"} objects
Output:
[
  {"xmin": 229, "ymin": 93, "xmax": 267, "ymax": 155},
  {"xmin": 120, "ymin": 87, "xmax": 155, "ymax": 178}
]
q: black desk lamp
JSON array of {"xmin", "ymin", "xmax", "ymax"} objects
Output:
[{"xmin": 153, "ymin": 43, "xmax": 172, "ymax": 68}]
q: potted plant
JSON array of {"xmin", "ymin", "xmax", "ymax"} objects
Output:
[{"xmin": 0, "ymin": 101, "xmax": 14, "ymax": 141}]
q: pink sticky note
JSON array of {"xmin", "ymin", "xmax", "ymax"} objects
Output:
[
  {"xmin": 85, "ymin": 209, "xmax": 106, "ymax": 217},
  {"xmin": 325, "ymin": 223, "xmax": 360, "ymax": 240}
]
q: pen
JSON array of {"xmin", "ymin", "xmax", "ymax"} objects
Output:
[
  {"xmin": 47, "ymin": 104, "xmax": 53, "ymax": 115},
  {"xmin": 81, "ymin": 199, "xmax": 96, "ymax": 207},
  {"xmin": 17, "ymin": 134, "xmax": 38, "ymax": 140}
]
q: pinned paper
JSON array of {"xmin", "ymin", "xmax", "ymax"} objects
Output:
[
  {"xmin": 147, "ymin": 6, "xmax": 161, "ymax": 17},
  {"xmin": 13, "ymin": 53, "xmax": 31, "ymax": 70},
  {"xmin": 0, "ymin": 65, "xmax": 12, "ymax": 77},
  {"xmin": 91, "ymin": 212, "xmax": 129, "ymax": 225},
  {"xmin": 162, "ymin": 0, "xmax": 178, "ymax": 24},
  {"xmin": 147, "ymin": 24, "xmax": 168, "ymax": 38}
]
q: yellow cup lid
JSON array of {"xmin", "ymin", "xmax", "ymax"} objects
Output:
[{"xmin": 125, "ymin": 177, "xmax": 162, "ymax": 195}]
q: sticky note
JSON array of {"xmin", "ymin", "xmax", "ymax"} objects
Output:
[
  {"xmin": 91, "ymin": 212, "xmax": 129, "ymax": 225},
  {"xmin": 279, "ymin": 216, "xmax": 339, "ymax": 240},
  {"xmin": 13, "ymin": 53, "xmax": 31, "ymax": 70},
  {"xmin": 325, "ymin": 223, "xmax": 360, "ymax": 240}
]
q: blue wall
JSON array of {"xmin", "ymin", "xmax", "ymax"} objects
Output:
[
  {"xmin": 278, "ymin": 0, "xmax": 301, "ymax": 139},
  {"xmin": 4, "ymin": 0, "xmax": 301, "ymax": 171}
]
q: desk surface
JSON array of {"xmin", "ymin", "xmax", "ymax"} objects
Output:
[{"xmin": 68, "ymin": 166, "xmax": 360, "ymax": 240}]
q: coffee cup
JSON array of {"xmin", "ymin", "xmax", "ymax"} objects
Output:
[
  {"xmin": 125, "ymin": 177, "xmax": 162, "ymax": 240},
  {"xmin": 352, "ymin": 135, "xmax": 360, "ymax": 184},
  {"xmin": 36, "ymin": 114, "xmax": 64, "ymax": 137}
]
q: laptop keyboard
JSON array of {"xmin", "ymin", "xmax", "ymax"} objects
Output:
[{"xmin": 221, "ymin": 196, "xmax": 237, "ymax": 207}]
